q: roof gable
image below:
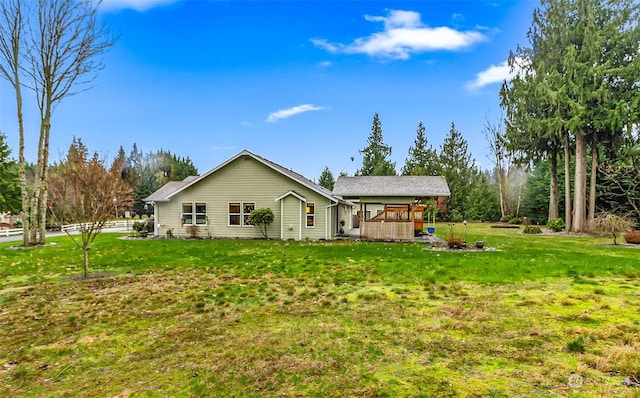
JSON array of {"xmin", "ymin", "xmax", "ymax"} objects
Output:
[{"xmin": 145, "ymin": 150, "xmax": 340, "ymax": 203}]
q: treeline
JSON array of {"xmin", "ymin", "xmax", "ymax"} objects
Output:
[
  {"xmin": 44, "ymin": 139, "xmax": 198, "ymax": 224},
  {"xmin": 500, "ymin": 0, "xmax": 640, "ymax": 231},
  {"xmin": 319, "ymin": 0, "xmax": 640, "ymax": 228},
  {"xmin": 111, "ymin": 144, "xmax": 198, "ymax": 217},
  {"xmin": 318, "ymin": 113, "xmax": 502, "ymax": 222}
]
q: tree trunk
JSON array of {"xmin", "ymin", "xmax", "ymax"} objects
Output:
[
  {"xmin": 548, "ymin": 148, "xmax": 559, "ymax": 221},
  {"xmin": 573, "ymin": 133, "xmax": 587, "ymax": 232},
  {"xmin": 37, "ymin": 109, "xmax": 53, "ymax": 244},
  {"xmin": 588, "ymin": 143, "xmax": 597, "ymax": 224},
  {"xmin": 497, "ymin": 167, "xmax": 507, "ymax": 218},
  {"xmin": 564, "ymin": 135, "xmax": 572, "ymax": 233},
  {"xmin": 83, "ymin": 247, "xmax": 89, "ymax": 278},
  {"xmin": 14, "ymin": 75, "xmax": 30, "ymax": 246}
]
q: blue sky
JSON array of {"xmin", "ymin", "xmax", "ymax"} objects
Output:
[{"xmin": 0, "ymin": 0, "xmax": 535, "ymax": 180}]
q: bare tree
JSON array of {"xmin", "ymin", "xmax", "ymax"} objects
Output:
[
  {"xmin": 49, "ymin": 138, "xmax": 132, "ymax": 277},
  {"xmin": 484, "ymin": 116, "xmax": 520, "ymax": 218},
  {"xmin": 0, "ymin": 0, "xmax": 115, "ymax": 245},
  {"xmin": 0, "ymin": 0, "xmax": 28, "ymax": 245}
]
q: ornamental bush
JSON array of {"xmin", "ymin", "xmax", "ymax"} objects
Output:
[
  {"xmin": 249, "ymin": 208, "xmax": 274, "ymax": 239},
  {"xmin": 588, "ymin": 213, "xmax": 634, "ymax": 245},
  {"xmin": 523, "ymin": 226, "xmax": 542, "ymax": 234},
  {"xmin": 547, "ymin": 218, "xmax": 565, "ymax": 232}
]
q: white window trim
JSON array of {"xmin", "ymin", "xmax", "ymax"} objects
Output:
[
  {"xmin": 195, "ymin": 202, "xmax": 208, "ymax": 225},
  {"xmin": 182, "ymin": 201, "xmax": 208, "ymax": 226},
  {"xmin": 228, "ymin": 201, "xmax": 256, "ymax": 227},
  {"xmin": 306, "ymin": 202, "xmax": 315, "ymax": 228}
]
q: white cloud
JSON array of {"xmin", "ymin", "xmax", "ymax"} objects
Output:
[
  {"xmin": 266, "ymin": 104, "xmax": 328, "ymax": 123},
  {"xmin": 99, "ymin": 0, "xmax": 180, "ymax": 12},
  {"xmin": 311, "ymin": 10, "xmax": 487, "ymax": 60},
  {"xmin": 466, "ymin": 58, "xmax": 526, "ymax": 90}
]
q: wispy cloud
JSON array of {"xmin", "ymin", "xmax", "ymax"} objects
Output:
[
  {"xmin": 266, "ymin": 104, "xmax": 328, "ymax": 123},
  {"xmin": 466, "ymin": 58, "xmax": 526, "ymax": 90},
  {"xmin": 311, "ymin": 10, "xmax": 487, "ymax": 60},
  {"xmin": 100, "ymin": 0, "xmax": 181, "ymax": 12}
]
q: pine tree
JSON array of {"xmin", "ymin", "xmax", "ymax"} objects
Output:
[
  {"xmin": 438, "ymin": 122, "xmax": 477, "ymax": 220},
  {"xmin": 0, "ymin": 132, "xmax": 20, "ymax": 214},
  {"xmin": 402, "ymin": 122, "xmax": 437, "ymax": 176},
  {"xmin": 357, "ymin": 113, "xmax": 396, "ymax": 176},
  {"xmin": 318, "ymin": 166, "xmax": 335, "ymax": 191}
]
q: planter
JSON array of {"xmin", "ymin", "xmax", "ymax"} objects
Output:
[{"xmin": 427, "ymin": 227, "xmax": 435, "ymax": 235}]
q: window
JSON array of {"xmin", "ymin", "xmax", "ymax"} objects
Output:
[
  {"xmin": 229, "ymin": 202, "xmax": 255, "ymax": 226},
  {"xmin": 306, "ymin": 202, "xmax": 315, "ymax": 227},
  {"xmin": 182, "ymin": 202, "xmax": 207, "ymax": 225}
]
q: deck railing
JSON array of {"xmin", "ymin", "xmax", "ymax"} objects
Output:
[{"xmin": 361, "ymin": 220, "xmax": 414, "ymax": 241}]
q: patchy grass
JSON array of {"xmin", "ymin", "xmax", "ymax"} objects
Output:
[{"xmin": 1, "ymin": 223, "xmax": 639, "ymax": 397}]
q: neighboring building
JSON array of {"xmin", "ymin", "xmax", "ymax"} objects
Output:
[
  {"xmin": 0, "ymin": 213, "xmax": 20, "ymax": 229},
  {"xmin": 332, "ymin": 175, "xmax": 450, "ymax": 241},
  {"xmin": 145, "ymin": 150, "xmax": 352, "ymax": 240}
]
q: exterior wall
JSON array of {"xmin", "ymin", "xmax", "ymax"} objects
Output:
[
  {"xmin": 281, "ymin": 195, "xmax": 302, "ymax": 240},
  {"xmin": 156, "ymin": 155, "xmax": 333, "ymax": 240}
]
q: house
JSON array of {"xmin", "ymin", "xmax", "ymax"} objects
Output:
[
  {"xmin": 144, "ymin": 150, "xmax": 352, "ymax": 240},
  {"xmin": 332, "ymin": 175, "xmax": 450, "ymax": 241}
]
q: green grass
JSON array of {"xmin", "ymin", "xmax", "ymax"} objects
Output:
[{"xmin": 1, "ymin": 223, "xmax": 639, "ymax": 397}]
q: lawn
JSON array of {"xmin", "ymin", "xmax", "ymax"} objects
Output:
[{"xmin": 1, "ymin": 223, "xmax": 639, "ymax": 397}]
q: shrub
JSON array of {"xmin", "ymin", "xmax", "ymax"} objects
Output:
[
  {"xmin": 588, "ymin": 212, "xmax": 634, "ymax": 245},
  {"xmin": 500, "ymin": 215, "xmax": 510, "ymax": 223},
  {"xmin": 186, "ymin": 225, "xmax": 199, "ymax": 238},
  {"xmin": 249, "ymin": 208, "xmax": 275, "ymax": 239},
  {"xmin": 547, "ymin": 218, "xmax": 565, "ymax": 232},
  {"xmin": 444, "ymin": 232, "xmax": 464, "ymax": 248},
  {"xmin": 133, "ymin": 220, "xmax": 153, "ymax": 236},
  {"xmin": 444, "ymin": 223, "xmax": 464, "ymax": 248},
  {"xmin": 523, "ymin": 226, "xmax": 542, "ymax": 234},
  {"xmin": 508, "ymin": 217, "xmax": 522, "ymax": 225},
  {"xmin": 624, "ymin": 230, "xmax": 640, "ymax": 244}
]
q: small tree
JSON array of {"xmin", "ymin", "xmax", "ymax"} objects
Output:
[
  {"xmin": 588, "ymin": 212, "xmax": 634, "ymax": 245},
  {"xmin": 249, "ymin": 208, "xmax": 274, "ymax": 239},
  {"xmin": 48, "ymin": 138, "xmax": 132, "ymax": 277},
  {"xmin": 318, "ymin": 166, "xmax": 335, "ymax": 191}
]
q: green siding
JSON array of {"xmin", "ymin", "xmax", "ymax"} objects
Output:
[
  {"xmin": 156, "ymin": 155, "xmax": 332, "ymax": 240},
  {"xmin": 281, "ymin": 195, "xmax": 301, "ymax": 240}
]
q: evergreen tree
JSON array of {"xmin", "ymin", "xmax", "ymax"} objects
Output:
[
  {"xmin": 465, "ymin": 172, "xmax": 501, "ymax": 222},
  {"xmin": 438, "ymin": 122, "xmax": 477, "ymax": 220},
  {"xmin": 124, "ymin": 145, "xmax": 199, "ymax": 217},
  {"xmin": 0, "ymin": 132, "xmax": 20, "ymax": 214},
  {"xmin": 357, "ymin": 113, "xmax": 396, "ymax": 176},
  {"xmin": 401, "ymin": 122, "xmax": 437, "ymax": 176},
  {"xmin": 502, "ymin": 0, "xmax": 640, "ymax": 232},
  {"xmin": 318, "ymin": 166, "xmax": 335, "ymax": 191}
]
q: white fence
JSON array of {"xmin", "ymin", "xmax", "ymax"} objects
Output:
[{"xmin": 1, "ymin": 220, "xmax": 132, "ymax": 237}]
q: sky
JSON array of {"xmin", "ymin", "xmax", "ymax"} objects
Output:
[{"xmin": 0, "ymin": 0, "xmax": 537, "ymax": 181}]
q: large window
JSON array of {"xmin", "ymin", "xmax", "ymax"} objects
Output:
[
  {"xmin": 306, "ymin": 202, "xmax": 315, "ymax": 227},
  {"xmin": 182, "ymin": 202, "xmax": 207, "ymax": 225},
  {"xmin": 229, "ymin": 202, "xmax": 255, "ymax": 226}
]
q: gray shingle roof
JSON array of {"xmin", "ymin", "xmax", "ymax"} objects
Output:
[
  {"xmin": 333, "ymin": 176, "xmax": 450, "ymax": 197},
  {"xmin": 144, "ymin": 180, "xmax": 192, "ymax": 202}
]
